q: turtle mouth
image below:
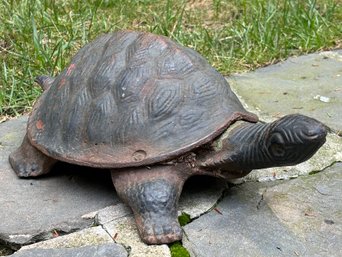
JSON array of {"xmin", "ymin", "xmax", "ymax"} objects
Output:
[{"xmin": 301, "ymin": 124, "xmax": 327, "ymax": 142}]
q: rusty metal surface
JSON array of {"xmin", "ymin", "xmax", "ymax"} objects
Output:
[{"xmin": 27, "ymin": 31, "xmax": 257, "ymax": 168}]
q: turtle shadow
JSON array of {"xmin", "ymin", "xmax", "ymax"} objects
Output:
[
  {"xmin": 46, "ymin": 163, "xmax": 224, "ymax": 195},
  {"xmin": 183, "ymin": 176, "xmax": 224, "ymax": 192},
  {"xmin": 41, "ymin": 162, "xmax": 115, "ymax": 191}
]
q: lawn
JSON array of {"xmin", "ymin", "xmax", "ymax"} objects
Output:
[{"xmin": 0, "ymin": 0, "xmax": 341, "ymax": 119}]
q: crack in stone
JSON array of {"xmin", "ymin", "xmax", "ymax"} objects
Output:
[
  {"xmin": 0, "ymin": 217, "xmax": 94, "ymax": 253},
  {"xmin": 309, "ymin": 161, "xmax": 338, "ymax": 175},
  {"xmin": 167, "ymin": 182, "xmax": 230, "ymax": 257},
  {"xmin": 95, "ymin": 215, "xmax": 131, "ymax": 257},
  {"xmin": 0, "ymin": 239, "xmax": 15, "ymax": 255},
  {"xmin": 179, "ymin": 230, "xmax": 193, "ymax": 255},
  {"xmin": 257, "ymin": 189, "xmax": 267, "ymax": 210}
]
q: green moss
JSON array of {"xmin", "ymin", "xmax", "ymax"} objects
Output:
[
  {"xmin": 168, "ymin": 213, "xmax": 191, "ymax": 256},
  {"xmin": 169, "ymin": 242, "xmax": 190, "ymax": 257},
  {"xmin": 309, "ymin": 170, "xmax": 322, "ymax": 175},
  {"xmin": 178, "ymin": 212, "xmax": 191, "ymax": 226}
]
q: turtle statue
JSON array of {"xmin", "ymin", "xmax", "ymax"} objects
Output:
[{"xmin": 9, "ymin": 30, "xmax": 327, "ymax": 245}]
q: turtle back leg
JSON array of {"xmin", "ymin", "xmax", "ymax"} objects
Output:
[
  {"xmin": 111, "ymin": 164, "xmax": 190, "ymax": 244},
  {"xmin": 9, "ymin": 134, "xmax": 57, "ymax": 177}
]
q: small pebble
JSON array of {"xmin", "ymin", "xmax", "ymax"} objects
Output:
[{"xmin": 313, "ymin": 95, "xmax": 330, "ymax": 103}]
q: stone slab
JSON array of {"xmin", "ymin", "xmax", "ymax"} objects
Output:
[
  {"xmin": 104, "ymin": 217, "xmax": 171, "ymax": 257},
  {"xmin": 178, "ymin": 177, "xmax": 227, "ymax": 219},
  {"xmin": 0, "ymin": 117, "xmax": 119, "ymax": 246},
  {"xmin": 227, "ymin": 50, "xmax": 342, "ymax": 132},
  {"xmin": 263, "ymin": 163, "xmax": 342, "ymax": 256},
  {"xmin": 14, "ymin": 226, "xmax": 127, "ymax": 257},
  {"xmin": 10, "ymin": 243, "xmax": 127, "ymax": 257},
  {"xmin": 183, "ymin": 162, "xmax": 342, "ymax": 257},
  {"xmin": 20, "ymin": 226, "xmax": 113, "ymax": 250}
]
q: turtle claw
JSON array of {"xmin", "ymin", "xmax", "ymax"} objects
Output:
[
  {"xmin": 9, "ymin": 134, "xmax": 56, "ymax": 177},
  {"xmin": 9, "ymin": 159, "xmax": 41, "ymax": 177}
]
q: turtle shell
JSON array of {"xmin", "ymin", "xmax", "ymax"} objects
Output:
[{"xmin": 27, "ymin": 30, "xmax": 258, "ymax": 168}]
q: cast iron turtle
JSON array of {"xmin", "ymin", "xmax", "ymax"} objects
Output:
[{"xmin": 9, "ymin": 30, "xmax": 327, "ymax": 245}]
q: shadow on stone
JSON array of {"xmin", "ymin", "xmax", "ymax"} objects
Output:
[{"xmin": 47, "ymin": 162, "xmax": 114, "ymax": 189}]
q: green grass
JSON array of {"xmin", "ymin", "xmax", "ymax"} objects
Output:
[{"xmin": 0, "ymin": 0, "xmax": 341, "ymax": 118}]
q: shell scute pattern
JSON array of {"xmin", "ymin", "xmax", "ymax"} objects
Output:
[
  {"xmin": 151, "ymin": 120, "xmax": 177, "ymax": 142},
  {"xmin": 86, "ymin": 93, "xmax": 117, "ymax": 145},
  {"xmin": 125, "ymin": 35, "xmax": 141, "ymax": 66},
  {"xmin": 115, "ymin": 65, "xmax": 152, "ymax": 103},
  {"xmin": 88, "ymin": 55, "xmax": 118, "ymax": 98},
  {"xmin": 127, "ymin": 109, "xmax": 143, "ymax": 127},
  {"xmin": 141, "ymin": 35, "xmax": 169, "ymax": 58},
  {"xmin": 39, "ymin": 79, "xmax": 69, "ymax": 145},
  {"xmin": 73, "ymin": 34, "xmax": 113, "ymax": 85},
  {"xmin": 190, "ymin": 74, "xmax": 218, "ymax": 102},
  {"xmin": 112, "ymin": 108, "xmax": 145, "ymax": 145},
  {"xmin": 178, "ymin": 109, "xmax": 205, "ymax": 130},
  {"xmin": 157, "ymin": 46, "xmax": 195, "ymax": 78},
  {"xmin": 28, "ymin": 31, "xmax": 254, "ymax": 167},
  {"xmin": 104, "ymin": 31, "xmax": 139, "ymax": 57},
  {"xmin": 62, "ymin": 87, "xmax": 92, "ymax": 144},
  {"xmin": 147, "ymin": 80, "xmax": 182, "ymax": 120},
  {"xmin": 125, "ymin": 34, "xmax": 156, "ymax": 68},
  {"xmin": 127, "ymin": 33, "xmax": 169, "ymax": 67}
]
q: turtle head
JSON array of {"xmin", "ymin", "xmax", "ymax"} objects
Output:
[
  {"xmin": 264, "ymin": 114, "xmax": 327, "ymax": 166},
  {"xmin": 198, "ymin": 114, "xmax": 327, "ymax": 177}
]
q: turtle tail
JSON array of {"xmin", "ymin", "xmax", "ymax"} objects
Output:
[{"xmin": 35, "ymin": 75, "xmax": 54, "ymax": 90}]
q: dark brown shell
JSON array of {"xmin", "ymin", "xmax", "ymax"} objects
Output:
[{"xmin": 27, "ymin": 31, "xmax": 257, "ymax": 168}]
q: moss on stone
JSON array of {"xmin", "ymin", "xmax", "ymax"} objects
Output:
[
  {"xmin": 178, "ymin": 212, "xmax": 191, "ymax": 226},
  {"xmin": 169, "ymin": 242, "xmax": 190, "ymax": 257}
]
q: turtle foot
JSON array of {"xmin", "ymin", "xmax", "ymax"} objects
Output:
[
  {"xmin": 9, "ymin": 134, "xmax": 56, "ymax": 177},
  {"xmin": 137, "ymin": 214, "xmax": 182, "ymax": 244},
  {"xmin": 111, "ymin": 165, "xmax": 189, "ymax": 244}
]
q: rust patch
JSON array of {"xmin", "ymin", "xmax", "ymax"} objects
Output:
[
  {"xmin": 58, "ymin": 78, "xmax": 66, "ymax": 89},
  {"xmin": 66, "ymin": 63, "xmax": 76, "ymax": 76},
  {"xmin": 36, "ymin": 119, "xmax": 45, "ymax": 130}
]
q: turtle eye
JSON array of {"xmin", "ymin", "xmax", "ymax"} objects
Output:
[
  {"xmin": 270, "ymin": 132, "xmax": 285, "ymax": 144},
  {"xmin": 270, "ymin": 143, "xmax": 285, "ymax": 157},
  {"xmin": 269, "ymin": 133, "xmax": 286, "ymax": 157}
]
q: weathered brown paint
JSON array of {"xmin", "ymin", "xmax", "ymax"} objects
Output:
[
  {"xmin": 66, "ymin": 63, "xmax": 76, "ymax": 76},
  {"xmin": 35, "ymin": 119, "xmax": 44, "ymax": 130}
]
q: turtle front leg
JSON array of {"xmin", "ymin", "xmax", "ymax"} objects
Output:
[
  {"xmin": 111, "ymin": 164, "xmax": 190, "ymax": 244},
  {"xmin": 9, "ymin": 134, "xmax": 57, "ymax": 177}
]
